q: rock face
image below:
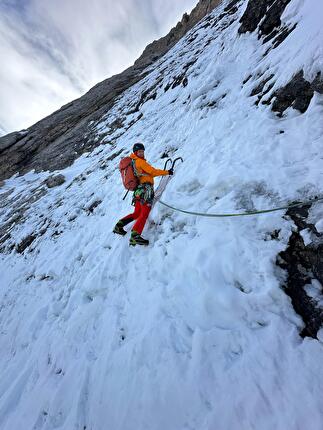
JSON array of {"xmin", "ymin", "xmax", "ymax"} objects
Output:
[
  {"xmin": 0, "ymin": 0, "xmax": 221, "ymax": 183},
  {"xmin": 44, "ymin": 174, "xmax": 66, "ymax": 189},
  {"xmin": 237, "ymin": 0, "xmax": 323, "ymax": 339},
  {"xmin": 238, "ymin": 0, "xmax": 323, "ymax": 117},
  {"xmin": 238, "ymin": 0, "xmax": 292, "ymax": 38},
  {"xmin": 250, "ymin": 70, "xmax": 323, "ymax": 115},
  {"xmin": 0, "ymin": 130, "xmax": 28, "ymax": 152},
  {"xmin": 239, "ymin": 0, "xmax": 296, "ymax": 49},
  {"xmin": 272, "ymin": 71, "xmax": 323, "ymax": 116},
  {"xmin": 277, "ymin": 204, "xmax": 323, "ymax": 338}
]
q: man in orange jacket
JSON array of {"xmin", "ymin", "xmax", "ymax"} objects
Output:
[{"xmin": 113, "ymin": 143, "xmax": 173, "ymax": 246}]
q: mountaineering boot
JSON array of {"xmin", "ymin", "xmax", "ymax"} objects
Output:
[
  {"xmin": 113, "ymin": 221, "xmax": 127, "ymax": 236},
  {"xmin": 129, "ymin": 231, "xmax": 149, "ymax": 246}
]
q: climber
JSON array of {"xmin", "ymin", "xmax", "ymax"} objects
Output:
[{"xmin": 113, "ymin": 143, "xmax": 173, "ymax": 246}]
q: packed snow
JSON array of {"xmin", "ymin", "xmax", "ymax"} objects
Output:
[{"xmin": 1, "ymin": 0, "xmax": 323, "ymax": 429}]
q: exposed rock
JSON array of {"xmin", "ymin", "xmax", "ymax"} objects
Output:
[
  {"xmin": 164, "ymin": 58, "xmax": 198, "ymax": 92},
  {"xmin": 250, "ymin": 74, "xmax": 274, "ymax": 97},
  {"xmin": 0, "ymin": 130, "xmax": 28, "ymax": 154},
  {"xmin": 238, "ymin": 0, "xmax": 269, "ymax": 33},
  {"xmin": 224, "ymin": 0, "xmax": 241, "ymax": 13},
  {"xmin": 44, "ymin": 174, "xmax": 66, "ymax": 188},
  {"xmin": 131, "ymin": 86, "xmax": 159, "ymax": 113},
  {"xmin": 16, "ymin": 234, "xmax": 37, "ymax": 254},
  {"xmin": 86, "ymin": 199, "xmax": 102, "ymax": 214},
  {"xmin": 0, "ymin": 0, "xmax": 222, "ymax": 182},
  {"xmin": 238, "ymin": 0, "xmax": 293, "ymax": 42},
  {"xmin": 0, "ymin": 186, "xmax": 47, "ymax": 253},
  {"xmin": 251, "ymin": 70, "xmax": 322, "ymax": 114},
  {"xmin": 266, "ymin": 23, "xmax": 297, "ymax": 48},
  {"xmin": 271, "ymin": 71, "xmax": 316, "ymax": 115},
  {"xmin": 277, "ymin": 203, "xmax": 323, "ymax": 338},
  {"xmin": 312, "ymin": 72, "xmax": 323, "ymax": 93},
  {"xmin": 242, "ymin": 74, "xmax": 252, "ymax": 85},
  {"xmin": 258, "ymin": 0, "xmax": 292, "ymax": 38}
]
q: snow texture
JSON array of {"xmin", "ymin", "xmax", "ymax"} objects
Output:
[{"xmin": 1, "ymin": 1, "xmax": 323, "ymax": 429}]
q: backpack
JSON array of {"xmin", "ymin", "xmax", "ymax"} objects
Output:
[{"xmin": 119, "ymin": 157, "xmax": 139, "ymax": 190}]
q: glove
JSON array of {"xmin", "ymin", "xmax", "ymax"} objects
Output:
[{"xmin": 168, "ymin": 169, "xmax": 174, "ymax": 175}]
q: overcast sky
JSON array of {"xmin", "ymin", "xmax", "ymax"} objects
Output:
[{"xmin": 0, "ymin": 0, "xmax": 198, "ymax": 135}]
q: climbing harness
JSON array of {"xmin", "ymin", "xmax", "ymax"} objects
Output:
[{"xmin": 133, "ymin": 183, "xmax": 155, "ymax": 205}]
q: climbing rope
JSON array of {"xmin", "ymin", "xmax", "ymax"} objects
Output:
[{"xmin": 158, "ymin": 196, "xmax": 323, "ymax": 218}]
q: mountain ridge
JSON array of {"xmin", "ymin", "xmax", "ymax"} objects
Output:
[{"xmin": 0, "ymin": 0, "xmax": 221, "ymax": 182}]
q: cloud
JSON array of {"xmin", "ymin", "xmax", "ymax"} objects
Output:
[{"xmin": 0, "ymin": 0, "xmax": 197, "ymax": 134}]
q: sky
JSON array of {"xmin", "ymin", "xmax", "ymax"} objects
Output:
[{"xmin": 0, "ymin": 0, "xmax": 198, "ymax": 135}]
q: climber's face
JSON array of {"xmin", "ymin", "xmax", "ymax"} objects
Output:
[{"xmin": 136, "ymin": 149, "xmax": 145, "ymax": 159}]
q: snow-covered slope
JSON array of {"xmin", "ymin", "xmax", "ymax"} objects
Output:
[{"xmin": 1, "ymin": 1, "xmax": 323, "ymax": 429}]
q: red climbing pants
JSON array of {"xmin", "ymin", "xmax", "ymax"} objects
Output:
[{"xmin": 121, "ymin": 200, "xmax": 151, "ymax": 235}]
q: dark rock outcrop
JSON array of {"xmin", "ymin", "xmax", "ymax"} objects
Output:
[
  {"xmin": 238, "ymin": 0, "xmax": 269, "ymax": 33},
  {"xmin": 272, "ymin": 71, "xmax": 323, "ymax": 116},
  {"xmin": 248, "ymin": 70, "xmax": 323, "ymax": 115},
  {"xmin": 16, "ymin": 234, "xmax": 37, "ymax": 254},
  {"xmin": 0, "ymin": 0, "xmax": 221, "ymax": 183},
  {"xmin": 0, "ymin": 185, "xmax": 48, "ymax": 253},
  {"xmin": 258, "ymin": 0, "xmax": 292, "ymax": 39},
  {"xmin": 44, "ymin": 174, "xmax": 66, "ymax": 188},
  {"xmin": 277, "ymin": 204, "xmax": 323, "ymax": 338},
  {"xmin": 238, "ymin": 0, "xmax": 321, "ymax": 116},
  {"xmin": 0, "ymin": 130, "xmax": 28, "ymax": 154},
  {"xmin": 238, "ymin": 0, "xmax": 292, "ymax": 40}
]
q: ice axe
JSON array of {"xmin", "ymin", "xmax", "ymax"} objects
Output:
[
  {"xmin": 162, "ymin": 156, "xmax": 183, "ymax": 171},
  {"xmin": 171, "ymin": 157, "xmax": 183, "ymax": 170}
]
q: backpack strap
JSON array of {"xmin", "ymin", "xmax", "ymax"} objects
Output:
[{"xmin": 132, "ymin": 158, "xmax": 147, "ymax": 179}]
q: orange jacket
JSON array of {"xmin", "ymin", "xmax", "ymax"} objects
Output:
[{"xmin": 130, "ymin": 153, "xmax": 169, "ymax": 185}]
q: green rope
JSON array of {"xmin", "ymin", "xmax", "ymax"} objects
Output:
[{"xmin": 158, "ymin": 196, "xmax": 323, "ymax": 218}]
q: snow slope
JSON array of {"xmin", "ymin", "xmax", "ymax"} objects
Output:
[{"xmin": 1, "ymin": 1, "xmax": 323, "ymax": 429}]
